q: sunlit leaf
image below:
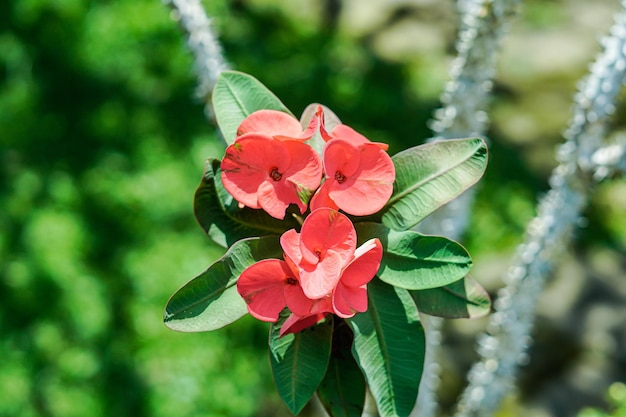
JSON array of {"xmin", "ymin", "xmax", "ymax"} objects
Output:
[
  {"xmin": 269, "ymin": 315, "xmax": 333, "ymax": 415},
  {"xmin": 212, "ymin": 70, "xmax": 293, "ymax": 144},
  {"xmin": 382, "ymin": 138, "xmax": 487, "ymax": 230},
  {"xmin": 164, "ymin": 236, "xmax": 281, "ymax": 332},
  {"xmin": 411, "ymin": 275, "xmax": 491, "ymax": 318},
  {"xmin": 356, "ymin": 223, "xmax": 472, "ymax": 290},
  {"xmin": 347, "ymin": 279, "xmax": 425, "ymax": 417}
]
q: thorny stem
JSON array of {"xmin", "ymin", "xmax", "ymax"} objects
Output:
[
  {"xmin": 455, "ymin": 3, "xmax": 626, "ymax": 416},
  {"xmin": 413, "ymin": 1, "xmax": 520, "ymax": 416},
  {"xmin": 163, "ymin": 0, "xmax": 229, "ymax": 120}
]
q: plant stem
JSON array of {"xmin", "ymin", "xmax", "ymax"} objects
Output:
[
  {"xmin": 413, "ymin": 1, "xmax": 520, "ymax": 416},
  {"xmin": 163, "ymin": 0, "xmax": 230, "ymax": 119},
  {"xmin": 455, "ymin": 3, "xmax": 626, "ymax": 416}
]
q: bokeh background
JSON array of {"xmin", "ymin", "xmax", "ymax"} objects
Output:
[{"xmin": 1, "ymin": 0, "xmax": 625, "ymax": 416}]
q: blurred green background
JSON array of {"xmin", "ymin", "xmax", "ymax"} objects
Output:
[{"xmin": 1, "ymin": 0, "xmax": 625, "ymax": 416}]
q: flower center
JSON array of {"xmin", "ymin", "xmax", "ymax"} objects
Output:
[
  {"xmin": 334, "ymin": 170, "xmax": 346, "ymax": 184},
  {"xmin": 285, "ymin": 277, "xmax": 298, "ymax": 285},
  {"xmin": 270, "ymin": 167, "xmax": 283, "ymax": 181}
]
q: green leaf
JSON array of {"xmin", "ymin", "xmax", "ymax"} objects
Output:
[
  {"xmin": 356, "ymin": 223, "xmax": 472, "ymax": 290},
  {"xmin": 269, "ymin": 315, "xmax": 333, "ymax": 415},
  {"xmin": 411, "ymin": 275, "xmax": 491, "ymax": 318},
  {"xmin": 194, "ymin": 159, "xmax": 299, "ymax": 247},
  {"xmin": 347, "ymin": 279, "xmax": 425, "ymax": 417},
  {"xmin": 382, "ymin": 138, "xmax": 488, "ymax": 230},
  {"xmin": 317, "ymin": 321, "xmax": 365, "ymax": 417},
  {"xmin": 164, "ymin": 236, "xmax": 281, "ymax": 332},
  {"xmin": 212, "ymin": 70, "xmax": 293, "ymax": 144}
]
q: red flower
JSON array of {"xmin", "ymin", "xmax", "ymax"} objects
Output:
[
  {"xmin": 321, "ymin": 123, "xmax": 390, "ymax": 151},
  {"xmin": 332, "ymin": 237, "xmax": 383, "ymax": 318},
  {"xmin": 236, "ymin": 208, "xmax": 383, "ymax": 335},
  {"xmin": 279, "ymin": 235, "xmax": 383, "ymax": 337},
  {"xmin": 237, "ymin": 109, "xmax": 320, "ymax": 142},
  {"xmin": 311, "ymin": 135, "xmax": 395, "ymax": 216},
  {"xmin": 281, "ymin": 208, "xmax": 357, "ymax": 300},
  {"xmin": 280, "ymin": 315, "xmax": 327, "ymax": 336},
  {"xmin": 220, "ymin": 133, "xmax": 322, "ymax": 219},
  {"xmin": 235, "ymin": 258, "xmax": 320, "ymax": 322}
]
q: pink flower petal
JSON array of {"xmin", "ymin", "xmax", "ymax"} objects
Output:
[
  {"xmin": 323, "ymin": 138, "xmax": 360, "ymax": 179},
  {"xmin": 329, "ymin": 124, "xmax": 369, "ymax": 145},
  {"xmin": 257, "ymin": 180, "xmax": 298, "ymax": 219},
  {"xmin": 284, "ymin": 281, "xmax": 315, "ymax": 316},
  {"xmin": 355, "ymin": 143, "xmax": 396, "ymax": 184},
  {"xmin": 237, "ymin": 110, "xmax": 304, "ymax": 139},
  {"xmin": 279, "ymin": 312, "xmax": 329, "ymax": 337},
  {"xmin": 299, "ymin": 249, "xmax": 343, "ymax": 299},
  {"xmin": 309, "ymin": 295, "xmax": 334, "ymax": 314},
  {"xmin": 330, "ymin": 124, "xmax": 389, "ymax": 150},
  {"xmin": 222, "ymin": 134, "xmax": 324, "ymax": 219},
  {"xmin": 297, "ymin": 105, "xmax": 324, "ymax": 141},
  {"xmin": 328, "ymin": 178, "xmax": 390, "ymax": 215},
  {"xmin": 331, "ymin": 239, "xmax": 381, "ymax": 317},
  {"xmin": 308, "ymin": 181, "xmax": 339, "ymax": 212},
  {"xmin": 237, "ymin": 259, "xmax": 291, "ymax": 322},
  {"xmin": 340, "ymin": 238, "xmax": 383, "ymax": 288},
  {"xmin": 282, "ymin": 140, "xmax": 323, "ymax": 207},
  {"xmin": 221, "ymin": 134, "xmax": 291, "ymax": 209},
  {"xmin": 328, "ymin": 144, "xmax": 395, "ymax": 215},
  {"xmin": 280, "ymin": 229, "xmax": 303, "ymax": 268},
  {"xmin": 332, "ymin": 282, "xmax": 368, "ymax": 318},
  {"xmin": 279, "ymin": 295, "xmax": 333, "ymax": 336},
  {"xmin": 299, "ymin": 208, "xmax": 356, "ymax": 266}
]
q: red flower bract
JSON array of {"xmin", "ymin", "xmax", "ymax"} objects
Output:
[
  {"xmin": 220, "ymin": 133, "xmax": 322, "ymax": 219},
  {"xmin": 236, "ymin": 208, "xmax": 383, "ymax": 336},
  {"xmin": 321, "ymin": 122, "xmax": 390, "ymax": 151},
  {"xmin": 332, "ymin": 238, "xmax": 383, "ymax": 318},
  {"xmin": 236, "ymin": 109, "xmax": 320, "ymax": 142},
  {"xmin": 282, "ymin": 208, "xmax": 357, "ymax": 299},
  {"xmin": 311, "ymin": 138, "xmax": 395, "ymax": 216}
]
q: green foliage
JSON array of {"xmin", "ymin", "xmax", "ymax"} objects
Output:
[
  {"xmin": 164, "ymin": 236, "xmax": 282, "ymax": 332},
  {"xmin": 316, "ymin": 322, "xmax": 366, "ymax": 417},
  {"xmin": 411, "ymin": 276, "xmax": 491, "ymax": 319},
  {"xmin": 269, "ymin": 315, "xmax": 334, "ymax": 415},
  {"xmin": 578, "ymin": 383, "xmax": 626, "ymax": 417},
  {"xmin": 356, "ymin": 222, "xmax": 473, "ymax": 290},
  {"xmin": 213, "ymin": 71, "xmax": 293, "ymax": 143},
  {"xmin": 382, "ymin": 138, "xmax": 488, "ymax": 231},
  {"xmin": 356, "ymin": 222, "xmax": 490, "ymax": 319},
  {"xmin": 347, "ymin": 279, "xmax": 426, "ymax": 417}
]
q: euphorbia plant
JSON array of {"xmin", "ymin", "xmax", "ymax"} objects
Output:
[{"xmin": 164, "ymin": 70, "xmax": 491, "ymax": 417}]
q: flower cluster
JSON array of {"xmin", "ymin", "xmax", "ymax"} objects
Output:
[
  {"xmin": 220, "ymin": 107, "xmax": 395, "ymax": 335},
  {"xmin": 220, "ymin": 107, "xmax": 395, "ymax": 219},
  {"xmin": 237, "ymin": 208, "xmax": 383, "ymax": 336}
]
